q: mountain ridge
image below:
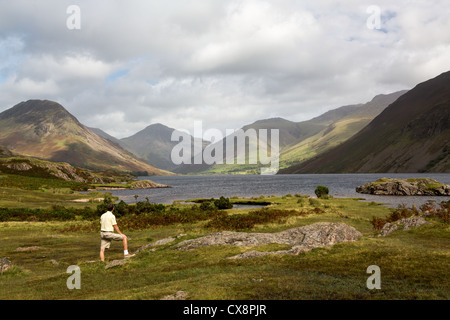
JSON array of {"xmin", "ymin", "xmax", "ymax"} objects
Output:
[
  {"xmin": 173, "ymin": 90, "xmax": 407, "ymax": 174},
  {"xmin": 0, "ymin": 100, "xmax": 171, "ymax": 175},
  {"xmin": 279, "ymin": 71, "xmax": 450, "ymax": 173}
]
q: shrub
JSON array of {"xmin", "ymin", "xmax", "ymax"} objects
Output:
[
  {"xmin": 199, "ymin": 201, "xmax": 216, "ymax": 211},
  {"xmin": 214, "ymin": 196, "xmax": 233, "ymax": 210},
  {"xmin": 309, "ymin": 198, "xmax": 320, "ymax": 207},
  {"xmin": 205, "ymin": 208, "xmax": 306, "ymax": 231},
  {"xmin": 314, "ymin": 186, "xmax": 329, "ymax": 199}
]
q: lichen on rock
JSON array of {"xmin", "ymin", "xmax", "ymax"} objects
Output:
[{"xmin": 174, "ymin": 222, "xmax": 362, "ymax": 259}]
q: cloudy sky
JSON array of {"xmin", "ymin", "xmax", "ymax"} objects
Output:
[{"xmin": 1, "ymin": 0, "xmax": 450, "ymax": 138}]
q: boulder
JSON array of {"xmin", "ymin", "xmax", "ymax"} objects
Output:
[
  {"xmin": 135, "ymin": 234, "xmax": 187, "ymax": 254},
  {"xmin": 15, "ymin": 246, "xmax": 42, "ymax": 252},
  {"xmin": 174, "ymin": 222, "xmax": 362, "ymax": 258},
  {"xmin": 161, "ymin": 291, "xmax": 189, "ymax": 300},
  {"xmin": 356, "ymin": 178, "xmax": 450, "ymax": 196},
  {"xmin": 379, "ymin": 216, "xmax": 428, "ymax": 237},
  {"xmin": 0, "ymin": 258, "xmax": 12, "ymax": 273},
  {"xmin": 105, "ymin": 259, "xmax": 127, "ymax": 269}
]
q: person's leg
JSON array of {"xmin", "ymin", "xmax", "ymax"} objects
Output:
[
  {"xmin": 100, "ymin": 235, "xmax": 111, "ymax": 261},
  {"xmin": 122, "ymin": 235, "xmax": 128, "ymax": 251}
]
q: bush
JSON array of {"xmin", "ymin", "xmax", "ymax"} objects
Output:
[
  {"xmin": 199, "ymin": 201, "xmax": 216, "ymax": 211},
  {"xmin": 214, "ymin": 196, "xmax": 233, "ymax": 210},
  {"xmin": 309, "ymin": 198, "xmax": 320, "ymax": 207},
  {"xmin": 205, "ymin": 208, "xmax": 305, "ymax": 231},
  {"xmin": 370, "ymin": 200, "xmax": 450, "ymax": 231},
  {"xmin": 314, "ymin": 186, "xmax": 329, "ymax": 199}
]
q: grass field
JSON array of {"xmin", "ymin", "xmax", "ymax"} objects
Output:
[{"xmin": 1, "ymin": 193, "xmax": 449, "ymax": 300}]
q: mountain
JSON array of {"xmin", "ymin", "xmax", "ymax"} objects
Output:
[
  {"xmin": 174, "ymin": 91, "xmax": 406, "ymax": 174},
  {"xmin": 280, "ymin": 71, "xmax": 450, "ymax": 173},
  {"xmin": 0, "ymin": 100, "xmax": 171, "ymax": 175},
  {"xmin": 119, "ymin": 123, "xmax": 208, "ymax": 172},
  {"xmin": 88, "ymin": 127, "xmax": 125, "ymax": 148},
  {"xmin": 279, "ymin": 90, "xmax": 408, "ymax": 169},
  {"xmin": 171, "ymin": 117, "xmax": 321, "ymax": 174},
  {"xmin": 0, "ymin": 145, "xmax": 13, "ymax": 158}
]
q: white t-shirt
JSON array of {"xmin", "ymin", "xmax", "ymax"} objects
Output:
[{"xmin": 100, "ymin": 211, "xmax": 117, "ymax": 232}]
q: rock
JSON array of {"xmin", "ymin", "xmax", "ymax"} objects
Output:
[
  {"xmin": 134, "ymin": 243, "xmax": 153, "ymax": 253},
  {"xmin": 356, "ymin": 178, "xmax": 450, "ymax": 196},
  {"xmin": 0, "ymin": 258, "xmax": 12, "ymax": 273},
  {"xmin": 135, "ymin": 234, "xmax": 187, "ymax": 253},
  {"xmin": 105, "ymin": 259, "xmax": 127, "ymax": 269},
  {"xmin": 129, "ymin": 180, "xmax": 171, "ymax": 189},
  {"xmin": 15, "ymin": 246, "xmax": 42, "ymax": 252},
  {"xmin": 50, "ymin": 259, "xmax": 59, "ymax": 266},
  {"xmin": 379, "ymin": 216, "xmax": 428, "ymax": 236},
  {"xmin": 161, "ymin": 291, "xmax": 189, "ymax": 300},
  {"xmin": 174, "ymin": 222, "xmax": 362, "ymax": 258},
  {"xmin": 379, "ymin": 223, "xmax": 399, "ymax": 237}
]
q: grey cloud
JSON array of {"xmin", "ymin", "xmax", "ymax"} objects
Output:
[{"xmin": 0, "ymin": 0, "xmax": 450, "ymax": 138}]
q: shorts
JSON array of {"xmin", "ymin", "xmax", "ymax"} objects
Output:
[{"xmin": 100, "ymin": 231, "xmax": 124, "ymax": 250}]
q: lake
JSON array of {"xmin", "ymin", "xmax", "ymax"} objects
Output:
[{"xmin": 106, "ymin": 173, "xmax": 450, "ymax": 208}]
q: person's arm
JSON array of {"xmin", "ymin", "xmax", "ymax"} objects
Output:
[{"xmin": 113, "ymin": 224, "xmax": 126, "ymax": 237}]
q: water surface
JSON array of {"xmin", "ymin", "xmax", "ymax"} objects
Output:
[{"xmin": 107, "ymin": 173, "xmax": 450, "ymax": 208}]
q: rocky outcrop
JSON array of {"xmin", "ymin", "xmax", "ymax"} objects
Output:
[
  {"xmin": 129, "ymin": 180, "xmax": 171, "ymax": 189},
  {"xmin": 161, "ymin": 291, "xmax": 189, "ymax": 300},
  {"xmin": 15, "ymin": 246, "xmax": 42, "ymax": 252},
  {"xmin": 174, "ymin": 222, "xmax": 362, "ymax": 258},
  {"xmin": 379, "ymin": 216, "xmax": 428, "ymax": 237},
  {"xmin": 135, "ymin": 234, "xmax": 186, "ymax": 253},
  {"xmin": 105, "ymin": 259, "xmax": 127, "ymax": 269},
  {"xmin": 356, "ymin": 178, "xmax": 450, "ymax": 196},
  {"xmin": 0, "ymin": 157, "xmax": 113, "ymax": 184},
  {"xmin": 0, "ymin": 258, "xmax": 12, "ymax": 273}
]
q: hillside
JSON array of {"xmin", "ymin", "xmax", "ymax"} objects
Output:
[
  {"xmin": 280, "ymin": 91, "xmax": 408, "ymax": 169},
  {"xmin": 0, "ymin": 100, "xmax": 171, "ymax": 175},
  {"xmin": 120, "ymin": 123, "xmax": 208, "ymax": 172},
  {"xmin": 175, "ymin": 91, "xmax": 405, "ymax": 174},
  {"xmin": 280, "ymin": 71, "xmax": 450, "ymax": 173},
  {"xmin": 0, "ymin": 145, "xmax": 13, "ymax": 158},
  {"xmin": 0, "ymin": 156, "xmax": 132, "ymax": 184}
]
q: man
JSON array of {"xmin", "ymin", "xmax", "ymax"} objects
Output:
[{"xmin": 100, "ymin": 203, "xmax": 134, "ymax": 261}]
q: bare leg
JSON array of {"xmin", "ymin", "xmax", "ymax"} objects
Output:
[
  {"xmin": 100, "ymin": 249, "xmax": 105, "ymax": 262},
  {"xmin": 122, "ymin": 235, "xmax": 128, "ymax": 251}
]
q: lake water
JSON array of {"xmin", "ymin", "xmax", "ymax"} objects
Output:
[{"xmin": 106, "ymin": 173, "xmax": 450, "ymax": 208}]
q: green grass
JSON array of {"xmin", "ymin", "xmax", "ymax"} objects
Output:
[{"xmin": 1, "ymin": 194, "xmax": 448, "ymax": 300}]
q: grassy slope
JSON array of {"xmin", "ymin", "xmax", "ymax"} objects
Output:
[
  {"xmin": 280, "ymin": 72, "xmax": 450, "ymax": 174},
  {"xmin": 186, "ymin": 92, "xmax": 407, "ymax": 175},
  {"xmin": 280, "ymin": 118, "xmax": 371, "ymax": 170},
  {"xmin": 0, "ymin": 195, "xmax": 448, "ymax": 300},
  {"xmin": 0, "ymin": 100, "xmax": 170, "ymax": 175},
  {"xmin": 0, "ymin": 172, "xmax": 112, "ymax": 209}
]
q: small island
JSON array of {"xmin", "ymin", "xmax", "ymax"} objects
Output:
[{"xmin": 356, "ymin": 178, "xmax": 450, "ymax": 196}]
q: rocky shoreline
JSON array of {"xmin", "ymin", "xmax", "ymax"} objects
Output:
[
  {"xmin": 356, "ymin": 178, "xmax": 450, "ymax": 196},
  {"xmin": 91, "ymin": 179, "xmax": 171, "ymax": 191}
]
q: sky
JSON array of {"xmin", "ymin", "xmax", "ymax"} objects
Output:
[{"xmin": 0, "ymin": 0, "xmax": 450, "ymax": 139}]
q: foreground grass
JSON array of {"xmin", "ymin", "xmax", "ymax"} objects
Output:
[{"xmin": 0, "ymin": 195, "xmax": 449, "ymax": 300}]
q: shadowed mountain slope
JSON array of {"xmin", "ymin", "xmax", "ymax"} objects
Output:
[{"xmin": 280, "ymin": 71, "xmax": 450, "ymax": 173}]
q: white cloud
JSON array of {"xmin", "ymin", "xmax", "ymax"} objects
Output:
[{"xmin": 0, "ymin": 0, "xmax": 449, "ymax": 138}]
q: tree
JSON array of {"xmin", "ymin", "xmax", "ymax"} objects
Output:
[
  {"xmin": 214, "ymin": 196, "xmax": 233, "ymax": 210},
  {"xmin": 315, "ymin": 186, "xmax": 329, "ymax": 199}
]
